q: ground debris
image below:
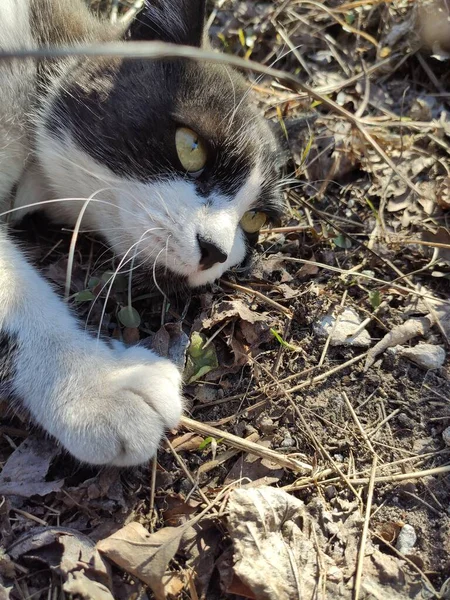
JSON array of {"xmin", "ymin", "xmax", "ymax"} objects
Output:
[
  {"xmin": 221, "ymin": 487, "xmax": 429, "ymax": 600},
  {"xmin": 315, "ymin": 307, "xmax": 371, "ymax": 347},
  {"xmin": 398, "ymin": 343, "xmax": 446, "ymax": 370},
  {"xmin": 0, "ymin": 436, "xmax": 63, "ymax": 498},
  {"xmin": 96, "ymin": 521, "xmax": 188, "ymax": 600},
  {"xmin": 8, "ymin": 526, "xmax": 112, "ymax": 598}
]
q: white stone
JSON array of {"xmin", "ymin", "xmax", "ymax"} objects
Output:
[
  {"xmin": 314, "ymin": 307, "xmax": 371, "ymax": 347},
  {"xmin": 399, "ymin": 344, "xmax": 446, "ymax": 370},
  {"xmin": 443, "ymin": 426, "xmax": 450, "ymax": 447},
  {"xmin": 396, "ymin": 524, "xmax": 417, "ymax": 554}
]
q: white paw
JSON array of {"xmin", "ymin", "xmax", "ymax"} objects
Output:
[{"xmin": 52, "ymin": 347, "xmax": 183, "ymax": 466}]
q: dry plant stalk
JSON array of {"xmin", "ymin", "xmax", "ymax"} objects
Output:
[{"xmin": 179, "ymin": 416, "xmax": 312, "ymax": 473}]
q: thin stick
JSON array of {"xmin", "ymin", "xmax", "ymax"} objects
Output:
[
  {"xmin": 179, "ymin": 416, "xmax": 312, "ymax": 472},
  {"xmin": 342, "ymin": 392, "xmax": 376, "ymax": 456},
  {"xmin": 285, "ymin": 352, "xmax": 367, "ymax": 394},
  {"xmin": 286, "ymin": 464, "xmax": 450, "ymax": 491},
  {"xmin": 221, "ymin": 280, "xmax": 293, "ymax": 317},
  {"xmin": 354, "ymin": 456, "xmax": 378, "ymax": 600}
]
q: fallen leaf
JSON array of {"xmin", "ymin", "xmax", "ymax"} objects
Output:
[
  {"xmin": 8, "ymin": 526, "xmax": 112, "ymax": 597},
  {"xmin": 170, "ymin": 433, "xmax": 204, "ymax": 453},
  {"xmin": 97, "ymin": 521, "xmax": 186, "ymax": 600},
  {"xmin": 179, "ymin": 521, "xmax": 221, "ymax": 599},
  {"xmin": 225, "ymin": 487, "xmax": 314, "ymax": 600},
  {"xmin": 161, "ymin": 572, "xmax": 184, "ymax": 598},
  {"xmin": 63, "ymin": 571, "xmax": 114, "ymax": 600},
  {"xmin": 0, "ymin": 436, "xmax": 63, "ymax": 497},
  {"xmin": 225, "ymin": 455, "xmax": 284, "ymax": 487},
  {"xmin": 224, "ymin": 489, "xmax": 428, "ymax": 600},
  {"xmin": 422, "ymin": 227, "xmax": 450, "ymax": 268},
  {"xmin": 201, "ymin": 299, "xmax": 266, "ymax": 330},
  {"xmin": 123, "ymin": 327, "xmax": 140, "ymax": 345},
  {"xmin": 161, "ymin": 493, "xmax": 200, "ymax": 527}
]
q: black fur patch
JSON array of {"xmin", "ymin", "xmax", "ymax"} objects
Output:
[
  {"xmin": 0, "ymin": 331, "xmax": 18, "ymax": 388},
  {"xmin": 47, "ymin": 58, "xmax": 260, "ymax": 197}
]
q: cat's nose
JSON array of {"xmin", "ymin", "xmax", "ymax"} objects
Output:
[{"xmin": 197, "ymin": 235, "xmax": 228, "ymax": 270}]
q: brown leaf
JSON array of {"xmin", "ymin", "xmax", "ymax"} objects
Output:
[
  {"xmin": 97, "ymin": 522, "xmax": 185, "ymax": 600},
  {"xmin": 123, "ymin": 327, "xmax": 140, "ymax": 345},
  {"xmin": 0, "ymin": 436, "xmax": 63, "ymax": 497},
  {"xmin": 8, "ymin": 526, "xmax": 112, "ymax": 596},
  {"xmin": 161, "ymin": 494, "xmax": 200, "ymax": 527},
  {"xmin": 170, "ymin": 433, "xmax": 204, "ymax": 452},
  {"xmin": 422, "ymin": 227, "xmax": 450, "ymax": 266},
  {"xmin": 161, "ymin": 572, "xmax": 184, "ymax": 598},
  {"xmin": 201, "ymin": 300, "xmax": 266, "ymax": 330},
  {"xmin": 151, "ymin": 323, "xmax": 189, "ymax": 369},
  {"xmin": 225, "ymin": 456, "xmax": 284, "ymax": 488},
  {"xmin": 63, "ymin": 571, "xmax": 115, "ymax": 600}
]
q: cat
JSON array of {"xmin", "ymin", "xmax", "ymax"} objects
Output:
[{"xmin": 0, "ymin": 0, "xmax": 283, "ymax": 466}]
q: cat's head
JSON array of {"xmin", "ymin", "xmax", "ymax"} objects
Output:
[{"xmin": 37, "ymin": 0, "xmax": 284, "ymax": 288}]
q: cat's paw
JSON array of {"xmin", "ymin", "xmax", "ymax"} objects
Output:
[{"xmin": 55, "ymin": 347, "xmax": 183, "ymax": 466}]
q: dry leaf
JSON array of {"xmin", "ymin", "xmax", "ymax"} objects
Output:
[
  {"xmin": 8, "ymin": 526, "xmax": 112, "ymax": 597},
  {"xmin": 97, "ymin": 521, "xmax": 186, "ymax": 600},
  {"xmin": 0, "ymin": 436, "xmax": 63, "ymax": 497},
  {"xmin": 161, "ymin": 493, "xmax": 201, "ymax": 527},
  {"xmin": 63, "ymin": 571, "xmax": 114, "ymax": 600},
  {"xmin": 170, "ymin": 433, "xmax": 204, "ymax": 452},
  {"xmin": 225, "ymin": 487, "xmax": 321, "ymax": 600},
  {"xmin": 224, "ymin": 489, "xmax": 429, "ymax": 600},
  {"xmin": 151, "ymin": 323, "xmax": 189, "ymax": 370},
  {"xmin": 201, "ymin": 299, "xmax": 266, "ymax": 330},
  {"xmin": 225, "ymin": 455, "xmax": 284, "ymax": 487}
]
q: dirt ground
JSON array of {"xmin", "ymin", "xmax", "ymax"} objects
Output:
[{"xmin": 1, "ymin": 1, "xmax": 450, "ymax": 599}]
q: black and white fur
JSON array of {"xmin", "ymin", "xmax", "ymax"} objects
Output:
[{"xmin": 0, "ymin": 0, "xmax": 282, "ymax": 466}]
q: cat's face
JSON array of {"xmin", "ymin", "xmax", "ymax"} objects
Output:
[{"xmin": 37, "ymin": 0, "xmax": 283, "ymax": 288}]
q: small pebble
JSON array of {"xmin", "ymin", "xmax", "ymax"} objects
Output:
[
  {"xmin": 399, "ymin": 344, "xmax": 446, "ymax": 370},
  {"xmin": 443, "ymin": 426, "xmax": 450, "ymax": 447},
  {"xmin": 314, "ymin": 308, "xmax": 371, "ymax": 347},
  {"xmin": 280, "ymin": 436, "xmax": 295, "ymax": 448},
  {"xmin": 396, "ymin": 524, "xmax": 417, "ymax": 554}
]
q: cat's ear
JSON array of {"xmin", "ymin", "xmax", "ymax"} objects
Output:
[{"xmin": 125, "ymin": 0, "xmax": 207, "ymax": 47}]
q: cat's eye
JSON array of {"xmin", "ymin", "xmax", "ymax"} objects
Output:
[
  {"xmin": 240, "ymin": 210, "xmax": 267, "ymax": 234},
  {"xmin": 175, "ymin": 127, "xmax": 207, "ymax": 173}
]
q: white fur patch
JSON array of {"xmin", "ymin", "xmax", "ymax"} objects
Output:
[{"xmin": 34, "ymin": 128, "xmax": 263, "ymax": 287}]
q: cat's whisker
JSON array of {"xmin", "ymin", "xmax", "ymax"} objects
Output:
[
  {"xmin": 66, "ymin": 187, "xmax": 110, "ymax": 299},
  {"xmin": 92, "ymin": 228, "xmax": 165, "ymax": 340}
]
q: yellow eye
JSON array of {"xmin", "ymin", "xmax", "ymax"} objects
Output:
[
  {"xmin": 240, "ymin": 210, "xmax": 267, "ymax": 234},
  {"xmin": 175, "ymin": 127, "xmax": 207, "ymax": 173}
]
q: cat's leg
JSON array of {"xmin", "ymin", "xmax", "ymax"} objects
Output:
[{"xmin": 0, "ymin": 227, "xmax": 183, "ymax": 465}]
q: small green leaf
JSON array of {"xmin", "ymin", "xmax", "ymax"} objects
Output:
[
  {"xmin": 118, "ymin": 306, "xmax": 141, "ymax": 328},
  {"xmin": 238, "ymin": 28, "xmax": 246, "ymax": 48},
  {"xmin": 333, "ymin": 234, "xmax": 352, "ymax": 249},
  {"xmin": 369, "ymin": 290, "xmax": 381, "ymax": 310},
  {"xmin": 345, "ymin": 12, "xmax": 355, "ymax": 25},
  {"xmin": 88, "ymin": 277, "xmax": 100, "ymax": 290},
  {"xmin": 198, "ymin": 436, "xmax": 223, "ymax": 451},
  {"xmin": 74, "ymin": 290, "xmax": 95, "ymax": 303},
  {"xmin": 300, "ymin": 132, "xmax": 315, "ymax": 166},
  {"xmin": 184, "ymin": 332, "xmax": 218, "ymax": 384},
  {"xmin": 270, "ymin": 328, "xmax": 302, "ymax": 352}
]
